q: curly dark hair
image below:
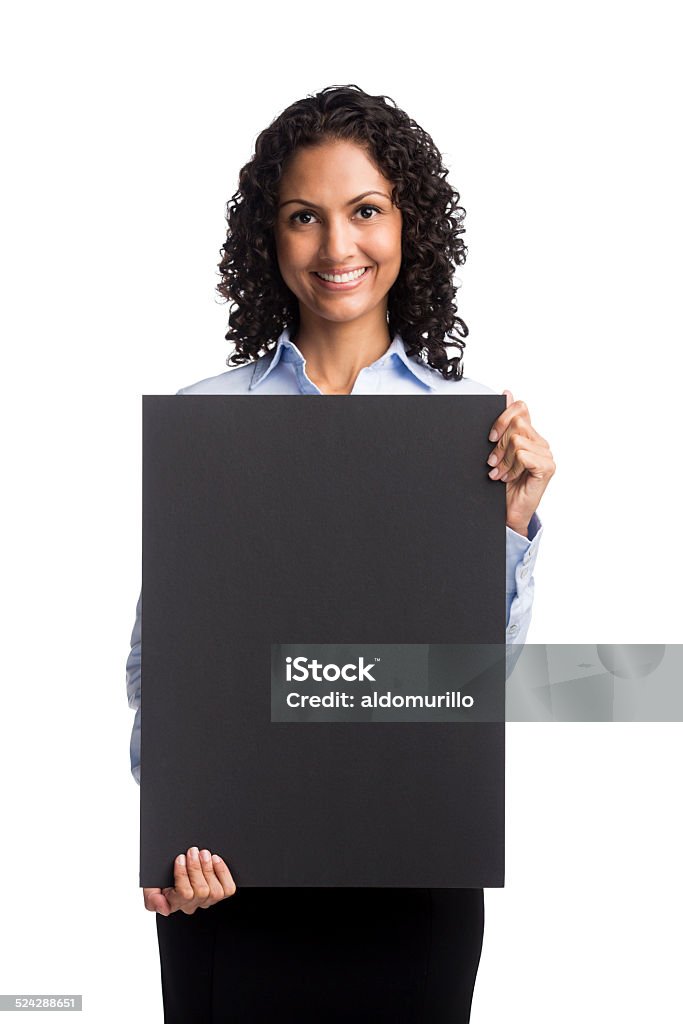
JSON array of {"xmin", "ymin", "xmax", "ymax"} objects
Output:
[{"xmin": 217, "ymin": 83, "xmax": 469, "ymax": 381}]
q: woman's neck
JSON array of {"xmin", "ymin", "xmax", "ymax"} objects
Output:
[{"xmin": 291, "ymin": 312, "xmax": 393, "ymax": 395}]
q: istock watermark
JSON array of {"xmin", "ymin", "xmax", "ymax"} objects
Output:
[{"xmin": 269, "ymin": 644, "xmax": 681, "ymax": 723}]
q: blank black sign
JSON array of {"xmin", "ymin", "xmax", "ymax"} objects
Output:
[{"xmin": 140, "ymin": 395, "xmax": 507, "ymax": 888}]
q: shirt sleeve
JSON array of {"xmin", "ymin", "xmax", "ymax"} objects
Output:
[
  {"xmin": 125, "ymin": 589, "xmax": 142, "ymax": 786},
  {"xmin": 505, "ymin": 512, "xmax": 543, "ymax": 678}
]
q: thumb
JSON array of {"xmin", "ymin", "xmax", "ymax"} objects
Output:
[
  {"xmin": 143, "ymin": 887, "xmax": 172, "ymax": 916},
  {"xmin": 503, "ymin": 389, "xmax": 514, "ymax": 408}
]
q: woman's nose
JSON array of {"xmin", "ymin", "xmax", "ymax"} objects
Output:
[{"xmin": 318, "ymin": 217, "xmax": 357, "ymax": 265}]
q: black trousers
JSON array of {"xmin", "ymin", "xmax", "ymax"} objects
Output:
[{"xmin": 156, "ymin": 886, "xmax": 485, "ymax": 1023}]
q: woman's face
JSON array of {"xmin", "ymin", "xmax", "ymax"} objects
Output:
[{"xmin": 274, "ymin": 139, "xmax": 403, "ymax": 328}]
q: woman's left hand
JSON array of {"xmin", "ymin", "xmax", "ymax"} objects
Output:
[{"xmin": 487, "ymin": 390, "xmax": 556, "ymax": 537}]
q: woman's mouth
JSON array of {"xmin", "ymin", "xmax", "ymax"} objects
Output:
[{"xmin": 311, "ymin": 266, "xmax": 372, "ymax": 291}]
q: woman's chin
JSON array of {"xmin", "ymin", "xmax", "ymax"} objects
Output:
[{"xmin": 305, "ymin": 304, "xmax": 380, "ymax": 326}]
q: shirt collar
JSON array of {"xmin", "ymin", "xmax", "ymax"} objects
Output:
[{"xmin": 249, "ymin": 325, "xmax": 436, "ymax": 391}]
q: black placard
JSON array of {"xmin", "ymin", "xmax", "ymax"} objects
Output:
[{"xmin": 140, "ymin": 395, "xmax": 507, "ymax": 888}]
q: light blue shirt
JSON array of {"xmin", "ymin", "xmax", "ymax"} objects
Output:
[{"xmin": 126, "ymin": 327, "xmax": 543, "ymax": 783}]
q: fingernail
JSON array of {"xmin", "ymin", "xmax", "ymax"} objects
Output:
[
  {"xmin": 500, "ymin": 473, "xmax": 509, "ymax": 482},
  {"xmin": 489, "ymin": 468, "xmax": 499, "ymax": 478},
  {"xmin": 189, "ymin": 846, "xmax": 199, "ymax": 859},
  {"xmin": 487, "ymin": 453, "xmax": 498, "ymax": 466},
  {"xmin": 212, "ymin": 854, "xmax": 222, "ymax": 864},
  {"xmin": 200, "ymin": 849, "xmax": 210, "ymax": 863},
  {"xmin": 489, "ymin": 430, "xmax": 498, "ymax": 442},
  {"xmin": 177, "ymin": 854, "xmax": 186, "ymax": 866}
]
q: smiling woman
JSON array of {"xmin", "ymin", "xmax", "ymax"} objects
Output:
[
  {"xmin": 218, "ymin": 83, "xmax": 472, "ymax": 391},
  {"xmin": 131, "ymin": 82, "xmax": 555, "ymax": 1024},
  {"xmin": 272, "ymin": 140, "xmax": 404, "ymax": 391},
  {"xmin": 276, "ymin": 144, "xmax": 402, "ymax": 304}
]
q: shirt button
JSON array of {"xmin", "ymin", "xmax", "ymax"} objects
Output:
[{"xmin": 508, "ymin": 624, "xmax": 519, "ymax": 634}]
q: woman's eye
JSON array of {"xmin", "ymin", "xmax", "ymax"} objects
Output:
[
  {"xmin": 290, "ymin": 210, "xmax": 317, "ymax": 225},
  {"xmin": 356, "ymin": 204, "xmax": 381, "ymax": 219}
]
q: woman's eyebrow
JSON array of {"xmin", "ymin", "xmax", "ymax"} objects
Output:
[{"xmin": 279, "ymin": 190, "xmax": 391, "ymax": 209}]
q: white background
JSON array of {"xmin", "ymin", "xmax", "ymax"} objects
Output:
[{"xmin": 1, "ymin": 1, "xmax": 681, "ymax": 1020}]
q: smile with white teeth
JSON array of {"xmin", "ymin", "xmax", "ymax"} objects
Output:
[{"xmin": 314, "ymin": 267, "xmax": 369, "ymax": 283}]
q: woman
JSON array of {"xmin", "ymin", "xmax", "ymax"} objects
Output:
[{"xmin": 127, "ymin": 84, "xmax": 555, "ymax": 1022}]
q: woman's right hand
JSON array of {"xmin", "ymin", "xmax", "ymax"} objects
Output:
[{"xmin": 143, "ymin": 846, "xmax": 237, "ymax": 916}]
